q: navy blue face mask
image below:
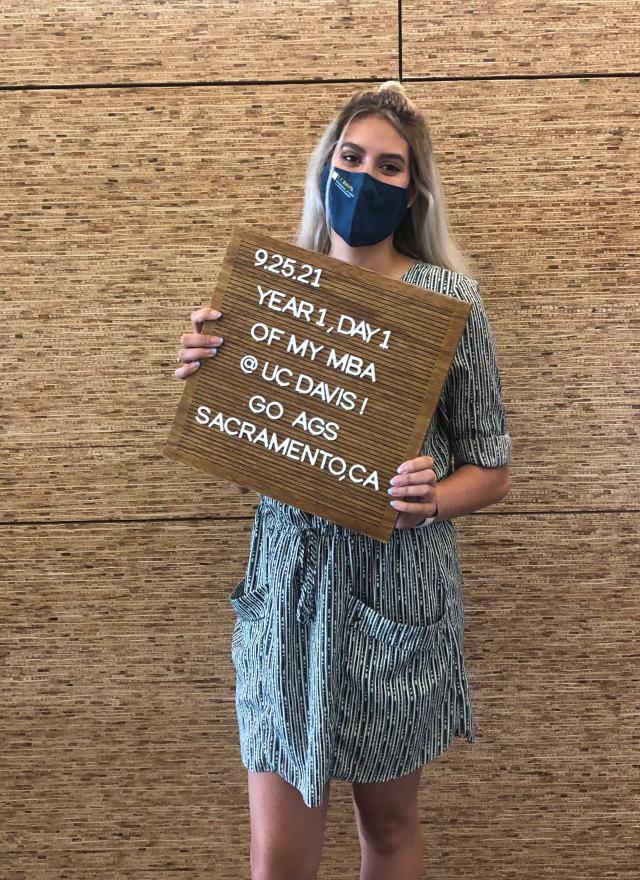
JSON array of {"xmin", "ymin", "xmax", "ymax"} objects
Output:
[{"xmin": 320, "ymin": 161, "xmax": 411, "ymax": 247}]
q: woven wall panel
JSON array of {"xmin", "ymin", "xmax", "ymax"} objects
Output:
[
  {"xmin": 0, "ymin": 517, "xmax": 253, "ymax": 878},
  {"xmin": 1, "ymin": 78, "xmax": 638, "ymax": 521},
  {"xmin": 403, "ymin": 0, "xmax": 640, "ymax": 77},
  {"xmin": 0, "ymin": 0, "xmax": 397, "ymax": 86},
  {"xmin": 1, "ymin": 512, "xmax": 636, "ymax": 878}
]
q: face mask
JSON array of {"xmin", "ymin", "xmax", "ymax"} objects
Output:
[{"xmin": 320, "ymin": 161, "xmax": 411, "ymax": 247}]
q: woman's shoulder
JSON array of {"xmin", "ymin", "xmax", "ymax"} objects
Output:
[{"xmin": 410, "ymin": 260, "xmax": 481, "ymax": 303}]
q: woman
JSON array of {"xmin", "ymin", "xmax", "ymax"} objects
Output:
[{"xmin": 175, "ymin": 81, "xmax": 512, "ymax": 880}]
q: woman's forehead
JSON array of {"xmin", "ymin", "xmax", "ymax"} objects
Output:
[{"xmin": 340, "ymin": 116, "xmax": 409, "ymax": 158}]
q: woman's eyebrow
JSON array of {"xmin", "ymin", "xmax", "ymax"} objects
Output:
[{"xmin": 341, "ymin": 141, "xmax": 406, "ymax": 163}]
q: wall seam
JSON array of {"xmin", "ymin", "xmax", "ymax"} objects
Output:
[{"xmin": 2, "ymin": 70, "xmax": 639, "ymax": 93}]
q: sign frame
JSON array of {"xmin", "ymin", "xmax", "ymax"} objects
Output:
[{"xmin": 163, "ymin": 226, "xmax": 471, "ymax": 542}]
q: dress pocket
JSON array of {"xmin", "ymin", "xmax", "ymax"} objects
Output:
[
  {"xmin": 344, "ymin": 592, "xmax": 448, "ymax": 672},
  {"xmin": 337, "ymin": 592, "xmax": 452, "ymax": 770},
  {"xmin": 229, "ymin": 577, "xmax": 272, "ymax": 622},
  {"xmin": 229, "ymin": 577, "xmax": 274, "ymax": 677}
]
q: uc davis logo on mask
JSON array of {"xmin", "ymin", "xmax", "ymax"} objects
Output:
[{"xmin": 333, "ymin": 170, "xmax": 354, "ymax": 197}]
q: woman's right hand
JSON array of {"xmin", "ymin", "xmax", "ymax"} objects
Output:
[
  {"xmin": 174, "ymin": 307, "xmax": 224, "ymax": 379},
  {"xmin": 173, "ymin": 307, "xmax": 248, "ymax": 494}
]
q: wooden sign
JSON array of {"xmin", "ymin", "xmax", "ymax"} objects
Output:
[{"xmin": 163, "ymin": 226, "xmax": 470, "ymax": 542}]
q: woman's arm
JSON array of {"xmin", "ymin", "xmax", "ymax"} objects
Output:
[
  {"xmin": 433, "ymin": 277, "xmax": 512, "ymax": 522},
  {"xmin": 433, "ymin": 463, "xmax": 510, "ymax": 522}
]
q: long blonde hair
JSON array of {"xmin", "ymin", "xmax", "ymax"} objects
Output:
[{"xmin": 295, "ymin": 80, "xmax": 477, "ymax": 279}]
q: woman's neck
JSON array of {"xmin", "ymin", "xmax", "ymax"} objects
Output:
[{"xmin": 328, "ymin": 237, "xmax": 415, "ymax": 281}]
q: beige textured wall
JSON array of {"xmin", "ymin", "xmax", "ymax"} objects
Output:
[{"xmin": 1, "ymin": 3, "xmax": 638, "ymax": 878}]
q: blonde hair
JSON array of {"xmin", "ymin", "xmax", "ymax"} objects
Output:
[{"xmin": 295, "ymin": 80, "xmax": 477, "ymax": 279}]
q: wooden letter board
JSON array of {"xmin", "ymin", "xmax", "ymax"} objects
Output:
[{"xmin": 163, "ymin": 226, "xmax": 470, "ymax": 542}]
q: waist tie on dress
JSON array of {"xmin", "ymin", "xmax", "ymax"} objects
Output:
[
  {"xmin": 257, "ymin": 503, "xmax": 353, "ymax": 626},
  {"xmin": 295, "ymin": 526, "xmax": 320, "ymax": 625}
]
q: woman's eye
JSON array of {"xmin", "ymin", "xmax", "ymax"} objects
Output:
[{"xmin": 341, "ymin": 155, "xmax": 401, "ymax": 173}]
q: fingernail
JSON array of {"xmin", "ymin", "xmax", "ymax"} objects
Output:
[
  {"xmin": 212, "ymin": 310, "xmax": 222, "ymax": 318},
  {"xmin": 193, "ymin": 360, "xmax": 200, "ymax": 367},
  {"xmin": 397, "ymin": 464, "xmax": 407, "ymax": 473}
]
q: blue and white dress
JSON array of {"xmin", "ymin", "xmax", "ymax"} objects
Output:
[{"xmin": 228, "ymin": 260, "xmax": 513, "ymax": 808}]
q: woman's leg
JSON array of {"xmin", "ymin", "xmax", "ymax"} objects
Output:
[
  {"xmin": 247, "ymin": 770, "xmax": 331, "ymax": 880},
  {"xmin": 352, "ymin": 766, "xmax": 424, "ymax": 880}
]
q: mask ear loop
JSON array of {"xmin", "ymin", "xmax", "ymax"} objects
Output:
[
  {"xmin": 323, "ymin": 160, "xmax": 332, "ymax": 235},
  {"xmin": 322, "ymin": 159, "xmax": 333, "ymax": 240}
]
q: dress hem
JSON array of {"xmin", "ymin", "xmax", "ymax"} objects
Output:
[{"xmin": 238, "ymin": 720, "xmax": 476, "ymax": 809}]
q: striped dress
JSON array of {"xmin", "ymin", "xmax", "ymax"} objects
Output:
[{"xmin": 228, "ymin": 260, "xmax": 513, "ymax": 808}]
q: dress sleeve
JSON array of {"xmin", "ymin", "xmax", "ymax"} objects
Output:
[{"xmin": 440, "ymin": 280, "xmax": 513, "ymax": 469}]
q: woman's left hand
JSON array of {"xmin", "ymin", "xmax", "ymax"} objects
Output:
[{"xmin": 389, "ymin": 455, "xmax": 438, "ymax": 529}]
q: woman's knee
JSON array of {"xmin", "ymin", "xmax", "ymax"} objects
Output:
[
  {"xmin": 356, "ymin": 811, "xmax": 421, "ymax": 855},
  {"xmin": 250, "ymin": 850, "xmax": 321, "ymax": 880}
]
